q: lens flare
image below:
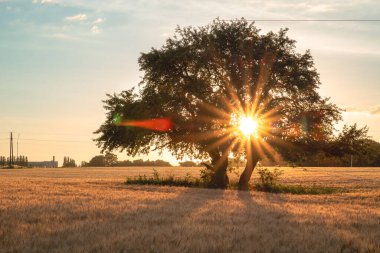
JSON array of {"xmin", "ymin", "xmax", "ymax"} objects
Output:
[
  {"xmin": 117, "ymin": 118, "xmax": 173, "ymax": 132},
  {"xmin": 112, "ymin": 113, "xmax": 123, "ymax": 125},
  {"xmin": 238, "ymin": 116, "xmax": 259, "ymax": 137}
]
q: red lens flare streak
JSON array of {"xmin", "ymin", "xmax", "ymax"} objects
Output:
[{"xmin": 117, "ymin": 118, "xmax": 173, "ymax": 132}]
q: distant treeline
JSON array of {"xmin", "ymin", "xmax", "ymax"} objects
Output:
[
  {"xmin": 81, "ymin": 139, "xmax": 380, "ymax": 168},
  {"xmin": 62, "ymin": 156, "xmax": 76, "ymax": 167},
  {"xmin": 81, "ymin": 152, "xmax": 205, "ymax": 167},
  {"xmin": 256, "ymin": 139, "xmax": 380, "ymax": 167},
  {"xmin": 81, "ymin": 153, "xmax": 173, "ymax": 167},
  {"xmin": 0, "ymin": 156, "xmax": 29, "ymax": 167},
  {"xmin": 115, "ymin": 159, "xmax": 172, "ymax": 167},
  {"xmin": 296, "ymin": 139, "xmax": 380, "ymax": 167}
]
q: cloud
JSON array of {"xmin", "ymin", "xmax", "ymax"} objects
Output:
[
  {"xmin": 65, "ymin": 14, "xmax": 87, "ymax": 22},
  {"xmin": 93, "ymin": 18, "xmax": 104, "ymax": 24},
  {"xmin": 32, "ymin": 0, "xmax": 58, "ymax": 4},
  {"xmin": 91, "ymin": 25, "xmax": 100, "ymax": 34},
  {"xmin": 345, "ymin": 105, "xmax": 380, "ymax": 115}
]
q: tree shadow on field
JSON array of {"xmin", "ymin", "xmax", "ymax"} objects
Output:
[
  {"xmin": 237, "ymin": 191, "xmax": 380, "ymax": 253},
  {"xmin": 7, "ymin": 185, "xmax": 225, "ymax": 253},
  {"xmin": 90, "ymin": 186, "xmax": 226, "ymax": 252}
]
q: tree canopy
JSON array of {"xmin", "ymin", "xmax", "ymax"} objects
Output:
[{"xmin": 95, "ymin": 18, "xmax": 368, "ymax": 189}]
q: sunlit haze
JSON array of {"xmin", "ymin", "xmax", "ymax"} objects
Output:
[
  {"xmin": 238, "ymin": 117, "xmax": 259, "ymax": 137},
  {"xmin": 1, "ymin": 0, "xmax": 380, "ymax": 165}
]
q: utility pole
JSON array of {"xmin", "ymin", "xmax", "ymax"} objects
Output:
[
  {"xmin": 10, "ymin": 132, "xmax": 14, "ymax": 166},
  {"xmin": 17, "ymin": 133, "xmax": 20, "ymax": 158}
]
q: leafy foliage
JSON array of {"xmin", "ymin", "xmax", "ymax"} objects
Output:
[
  {"xmin": 199, "ymin": 163, "xmax": 215, "ymax": 186},
  {"xmin": 256, "ymin": 167, "xmax": 284, "ymax": 186},
  {"xmin": 95, "ymin": 18, "xmax": 341, "ymax": 161}
]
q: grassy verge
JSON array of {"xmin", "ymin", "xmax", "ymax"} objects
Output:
[
  {"xmin": 126, "ymin": 174, "xmax": 205, "ymax": 188},
  {"xmin": 254, "ymin": 183, "xmax": 341, "ymax": 194},
  {"xmin": 125, "ymin": 173, "xmax": 340, "ymax": 194}
]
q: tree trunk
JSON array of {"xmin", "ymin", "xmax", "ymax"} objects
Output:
[
  {"xmin": 238, "ymin": 142, "xmax": 259, "ymax": 191},
  {"xmin": 209, "ymin": 151, "xmax": 229, "ymax": 189}
]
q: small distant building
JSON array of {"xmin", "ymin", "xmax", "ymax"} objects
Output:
[{"xmin": 28, "ymin": 156, "xmax": 58, "ymax": 168}]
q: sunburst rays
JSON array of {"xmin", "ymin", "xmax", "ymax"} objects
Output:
[{"xmin": 186, "ymin": 53, "xmax": 288, "ymax": 164}]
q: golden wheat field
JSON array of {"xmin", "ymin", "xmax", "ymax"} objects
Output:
[{"xmin": 0, "ymin": 167, "xmax": 379, "ymax": 253}]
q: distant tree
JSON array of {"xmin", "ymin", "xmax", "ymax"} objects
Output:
[
  {"xmin": 62, "ymin": 156, "xmax": 76, "ymax": 167},
  {"xmin": 104, "ymin": 152, "xmax": 118, "ymax": 167},
  {"xmin": 179, "ymin": 161, "xmax": 198, "ymax": 167},
  {"xmin": 95, "ymin": 18, "xmax": 370, "ymax": 189},
  {"xmin": 330, "ymin": 124, "xmax": 370, "ymax": 157},
  {"xmin": 0, "ymin": 156, "xmax": 5, "ymax": 166},
  {"xmin": 87, "ymin": 155, "xmax": 106, "ymax": 167}
]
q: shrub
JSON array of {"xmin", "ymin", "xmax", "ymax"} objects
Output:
[
  {"xmin": 257, "ymin": 167, "xmax": 283, "ymax": 187},
  {"xmin": 199, "ymin": 163, "xmax": 215, "ymax": 185},
  {"xmin": 126, "ymin": 169, "xmax": 202, "ymax": 187},
  {"xmin": 152, "ymin": 168, "xmax": 159, "ymax": 181}
]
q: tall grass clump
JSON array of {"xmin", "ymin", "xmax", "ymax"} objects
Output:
[
  {"xmin": 126, "ymin": 169, "xmax": 205, "ymax": 187},
  {"xmin": 254, "ymin": 167, "xmax": 340, "ymax": 194}
]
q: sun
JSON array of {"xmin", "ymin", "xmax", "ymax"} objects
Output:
[{"xmin": 238, "ymin": 116, "xmax": 259, "ymax": 137}]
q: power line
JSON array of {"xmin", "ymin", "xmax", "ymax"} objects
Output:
[
  {"xmin": 0, "ymin": 138, "xmax": 90, "ymax": 143},
  {"xmin": 19, "ymin": 138, "xmax": 90, "ymax": 143},
  {"xmin": 222, "ymin": 19, "xmax": 380, "ymax": 22},
  {"xmin": 0, "ymin": 131, "xmax": 90, "ymax": 136}
]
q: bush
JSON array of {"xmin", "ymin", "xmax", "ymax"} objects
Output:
[
  {"xmin": 257, "ymin": 167, "xmax": 283, "ymax": 187},
  {"xmin": 126, "ymin": 169, "xmax": 202, "ymax": 187},
  {"xmin": 199, "ymin": 163, "xmax": 216, "ymax": 186}
]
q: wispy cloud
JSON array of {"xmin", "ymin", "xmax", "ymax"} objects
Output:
[
  {"xmin": 32, "ymin": 0, "xmax": 58, "ymax": 4},
  {"xmin": 91, "ymin": 25, "xmax": 100, "ymax": 34},
  {"xmin": 65, "ymin": 14, "xmax": 87, "ymax": 22},
  {"xmin": 345, "ymin": 105, "xmax": 380, "ymax": 115},
  {"xmin": 93, "ymin": 18, "xmax": 104, "ymax": 24}
]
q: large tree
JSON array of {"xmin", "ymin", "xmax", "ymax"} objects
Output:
[{"xmin": 95, "ymin": 18, "xmax": 343, "ymax": 189}]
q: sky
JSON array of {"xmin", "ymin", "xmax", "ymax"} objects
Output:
[{"xmin": 1, "ymin": 0, "xmax": 380, "ymax": 165}]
